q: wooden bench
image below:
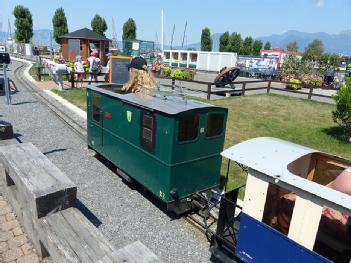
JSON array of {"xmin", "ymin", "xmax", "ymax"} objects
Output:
[
  {"xmin": 0, "ymin": 142, "xmax": 162, "ymax": 262},
  {"xmin": 39, "ymin": 208, "xmax": 161, "ymax": 263},
  {"xmin": 0, "ymin": 142, "xmax": 77, "ymax": 257}
]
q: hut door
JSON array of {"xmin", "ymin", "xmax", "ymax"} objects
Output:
[{"xmin": 90, "ymin": 93, "xmax": 103, "ymax": 151}]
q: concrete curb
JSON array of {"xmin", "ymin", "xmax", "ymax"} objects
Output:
[
  {"xmin": 10, "ymin": 57, "xmax": 36, "ymax": 83},
  {"xmin": 44, "ymin": 90, "xmax": 87, "ymax": 120}
]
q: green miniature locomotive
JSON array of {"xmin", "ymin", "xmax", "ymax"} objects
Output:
[{"xmin": 87, "ymin": 84, "xmax": 227, "ymax": 214}]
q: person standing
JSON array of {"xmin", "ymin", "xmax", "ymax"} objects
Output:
[
  {"xmin": 74, "ymin": 56, "xmax": 85, "ymax": 88},
  {"xmin": 88, "ymin": 50, "xmax": 101, "ymax": 84}
]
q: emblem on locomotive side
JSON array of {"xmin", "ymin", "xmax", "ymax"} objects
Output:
[{"xmin": 126, "ymin": 111, "xmax": 132, "ymax": 123}]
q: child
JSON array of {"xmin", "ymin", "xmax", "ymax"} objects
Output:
[{"xmin": 74, "ymin": 56, "xmax": 85, "ymax": 88}]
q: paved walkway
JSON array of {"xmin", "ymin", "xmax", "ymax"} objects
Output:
[{"xmin": 0, "ymin": 194, "xmax": 40, "ymax": 263}]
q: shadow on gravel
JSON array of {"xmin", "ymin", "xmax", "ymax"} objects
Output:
[
  {"xmin": 322, "ymin": 126, "xmax": 350, "ymax": 143},
  {"xmin": 13, "ymin": 133, "xmax": 23, "ymax": 143},
  {"xmin": 75, "ymin": 199, "xmax": 102, "ymax": 227},
  {"xmin": 11, "ymin": 100, "xmax": 38, "ymax": 106},
  {"xmin": 43, "ymin": 148, "xmax": 68, "ymax": 155},
  {"xmin": 95, "ymin": 154, "xmax": 181, "ymax": 221}
]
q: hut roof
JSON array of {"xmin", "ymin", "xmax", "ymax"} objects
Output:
[{"xmin": 60, "ymin": 28, "xmax": 110, "ymax": 41}]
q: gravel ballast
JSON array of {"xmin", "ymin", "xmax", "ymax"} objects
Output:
[{"xmin": 0, "ymin": 61, "xmax": 212, "ymax": 262}]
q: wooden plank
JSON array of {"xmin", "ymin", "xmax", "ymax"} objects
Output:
[
  {"xmin": 288, "ymin": 195, "xmax": 323, "ymax": 249},
  {"xmin": 0, "ymin": 142, "xmax": 77, "ymax": 218},
  {"xmin": 242, "ymin": 170, "xmax": 269, "ymax": 221},
  {"xmin": 112, "ymin": 241, "xmax": 162, "ymax": 263},
  {"xmin": 38, "ymin": 208, "xmax": 118, "ymax": 263},
  {"xmin": 0, "ymin": 138, "xmax": 18, "ymax": 146}
]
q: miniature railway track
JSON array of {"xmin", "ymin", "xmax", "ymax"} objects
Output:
[
  {"xmin": 13, "ymin": 61, "xmax": 86, "ymax": 141},
  {"xmin": 12, "ymin": 60, "xmax": 219, "ymax": 237}
]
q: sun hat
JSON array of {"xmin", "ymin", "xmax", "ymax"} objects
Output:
[
  {"xmin": 91, "ymin": 50, "xmax": 98, "ymax": 57},
  {"xmin": 128, "ymin": 57, "xmax": 147, "ymax": 71}
]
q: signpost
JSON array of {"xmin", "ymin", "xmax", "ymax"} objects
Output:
[
  {"xmin": 109, "ymin": 56, "xmax": 131, "ymax": 84},
  {"xmin": 0, "ymin": 52, "xmax": 11, "ymax": 105}
]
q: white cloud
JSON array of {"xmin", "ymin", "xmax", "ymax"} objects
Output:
[{"xmin": 314, "ymin": 0, "xmax": 325, "ymax": 7}]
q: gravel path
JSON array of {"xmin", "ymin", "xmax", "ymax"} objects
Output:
[{"xmin": 0, "ymin": 60, "xmax": 212, "ymax": 262}]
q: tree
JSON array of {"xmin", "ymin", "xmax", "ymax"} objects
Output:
[
  {"xmin": 52, "ymin": 8, "xmax": 68, "ymax": 44},
  {"xmin": 91, "ymin": 14, "xmax": 108, "ymax": 36},
  {"xmin": 287, "ymin": 41, "xmax": 299, "ymax": 52},
  {"xmin": 227, "ymin": 32, "xmax": 242, "ymax": 53},
  {"xmin": 219, "ymin": 32, "xmax": 229, "ymax": 52},
  {"xmin": 13, "ymin": 5, "xmax": 33, "ymax": 43},
  {"xmin": 241, "ymin": 36, "xmax": 253, "ymax": 55},
  {"xmin": 264, "ymin": 41, "xmax": 271, "ymax": 50},
  {"xmin": 201, "ymin": 27, "xmax": 212, "ymax": 51},
  {"xmin": 303, "ymin": 39, "xmax": 324, "ymax": 61},
  {"xmin": 252, "ymin": 40, "xmax": 263, "ymax": 56},
  {"xmin": 122, "ymin": 18, "xmax": 136, "ymax": 40}
]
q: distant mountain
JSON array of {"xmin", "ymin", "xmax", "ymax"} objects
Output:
[
  {"xmin": 258, "ymin": 30, "xmax": 351, "ymax": 55},
  {"xmin": 183, "ymin": 30, "xmax": 351, "ymax": 55},
  {"xmin": 0, "ymin": 29, "xmax": 59, "ymax": 47}
]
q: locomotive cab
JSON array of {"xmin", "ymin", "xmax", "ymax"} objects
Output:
[
  {"xmin": 87, "ymin": 84, "xmax": 228, "ymax": 214},
  {"xmin": 212, "ymin": 137, "xmax": 351, "ymax": 263}
]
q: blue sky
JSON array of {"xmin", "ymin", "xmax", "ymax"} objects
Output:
[{"xmin": 0, "ymin": 0, "xmax": 350, "ymax": 45}]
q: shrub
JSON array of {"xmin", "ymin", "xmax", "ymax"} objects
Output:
[
  {"xmin": 302, "ymin": 74, "xmax": 323, "ymax": 88},
  {"xmin": 171, "ymin": 68, "xmax": 195, "ymax": 80},
  {"xmin": 162, "ymin": 66, "xmax": 171, "ymax": 77},
  {"xmin": 332, "ymin": 78, "xmax": 351, "ymax": 136},
  {"xmin": 286, "ymin": 78, "xmax": 301, "ymax": 90}
]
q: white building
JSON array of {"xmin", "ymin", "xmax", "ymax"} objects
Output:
[{"xmin": 162, "ymin": 50, "xmax": 237, "ymax": 72}]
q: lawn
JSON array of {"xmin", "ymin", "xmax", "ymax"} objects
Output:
[
  {"xmin": 210, "ymin": 94, "xmax": 350, "ymax": 195},
  {"xmin": 51, "ymin": 89, "xmax": 350, "ymax": 197},
  {"xmin": 52, "ymin": 88, "xmax": 87, "ymax": 111}
]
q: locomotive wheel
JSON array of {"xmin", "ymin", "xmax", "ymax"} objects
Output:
[{"xmin": 214, "ymin": 67, "xmax": 240, "ymax": 88}]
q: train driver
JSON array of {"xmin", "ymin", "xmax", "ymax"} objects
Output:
[{"xmin": 122, "ymin": 57, "xmax": 156, "ymax": 94}]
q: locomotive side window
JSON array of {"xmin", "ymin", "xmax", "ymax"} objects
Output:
[
  {"xmin": 178, "ymin": 114, "xmax": 199, "ymax": 142},
  {"xmin": 140, "ymin": 111, "xmax": 156, "ymax": 152},
  {"xmin": 92, "ymin": 94, "xmax": 101, "ymax": 123},
  {"xmin": 206, "ymin": 113, "xmax": 224, "ymax": 137}
]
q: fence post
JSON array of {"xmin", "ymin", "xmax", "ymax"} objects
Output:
[
  {"xmin": 171, "ymin": 77, "xmax": 175, "ymax": 90},
  {"xmin": 308, "ymin": 86, "xmax": 313, "ymax": 99},
  {"xmin": 37, "ymin": 66, "xmax": 41, "ymax": 81},
  {"xmin": 242, "ymin": 83, "xmax": 246, "ymax": 96},
  {"xmin": 267, "ymin": 80, "xmax": 271, "ymax": 94},
  {"xmin": 70, "ymin": 72, "xmax": 75, "ymax": 88},
  {"xmin": 207, "ymin": 84, "xmax": 212, "ymax": 100}
]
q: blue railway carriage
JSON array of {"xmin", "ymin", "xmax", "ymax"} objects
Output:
[{"xmin": 211, "ymin": 137, "xmax": 351, "ymax": 263}]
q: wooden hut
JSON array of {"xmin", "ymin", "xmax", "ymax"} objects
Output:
[{"xmin": 60, "ymin": 28, "xmax": 111, "ymax": 65}]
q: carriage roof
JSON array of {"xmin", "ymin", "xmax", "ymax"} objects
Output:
[
  {"xmin": 88, "ymin": 85, "xmax": 225, "ymax": 115},
  {"xmin": 221, "ymin": 137, "xmax": 351, "ymax": 213}
]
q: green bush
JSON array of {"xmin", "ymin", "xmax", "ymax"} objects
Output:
[
  {"xmin": 333, "ymin": 78, "xmax": 351, "ymax": 136},
  {"xmin": 286, "ymin": 78, "xmax": 301, "ymax": 90},
  {"xmin": 162, "ymin": 66, "xmax": 171, "ymax": 77},
  {"xmin": 171, "ymin": 68, "xmax": 195, "ymax": 80}
]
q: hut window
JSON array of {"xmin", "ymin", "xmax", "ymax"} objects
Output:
[
  {"xmin": 140, "ymin": 111, "xmax": 156, "ymax": 152},
  {"xmin": 178, "ymin": 114, "xmax": 199, "ymax": 142},
  {"xmin": 92, "ymin": 94, "xmax": 100, "ymax": 123},
  {"xmin": 206, "ymin": 113, "xmax": 224, "ymax": 137}
]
